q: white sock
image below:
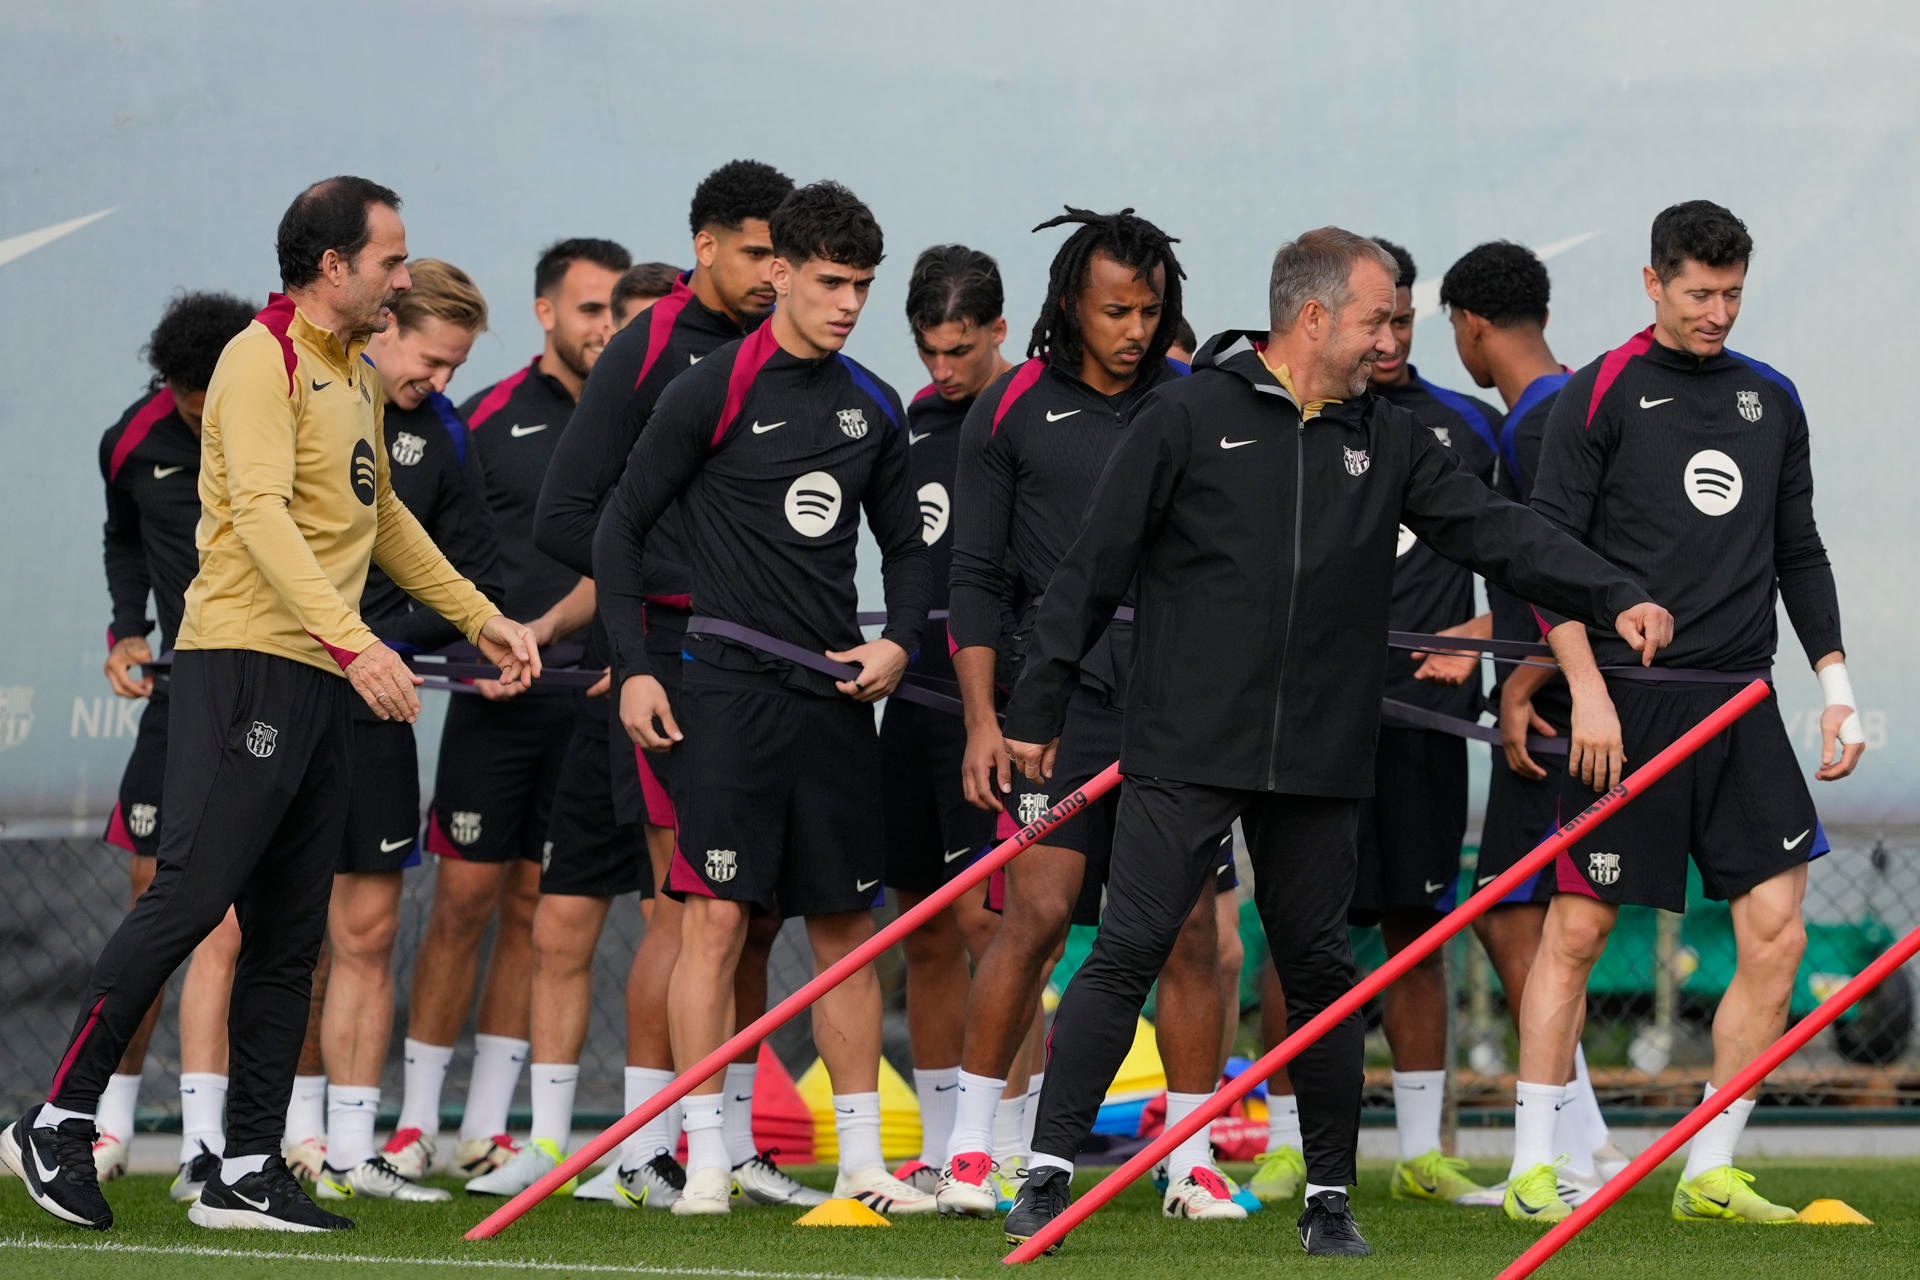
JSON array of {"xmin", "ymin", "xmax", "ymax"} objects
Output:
[
  {"xmin": 1556, "ymin": 1081, "xmax": 1595, "ymax": 1177},
  {"xmin": 1030, "ymin": 1151, "xmax": 1074, "ymax": 1177},
  {"xmin": 1267, "ymin": 1091, "xmax": 1302, "ymax": 1152},
  {"xmin": 945, "ymin": 1070, "xmax": 1003, "ymax": 1162},
  {"xmin": 913, "ymin": 1066, "xmax": 960, "ymax": 1167},
  {"xmin": 327, "ymin": 1085, "xmax": 381, "ymax": 1169},
  {"xmin": 1305, "ymin": 1181, "xmax": 1346, "ymax": 1202},
  {"xmin": 722, "ymin": 1062, "xmax": 757, "ymax": 1166},
  {"xmin": 833, "ymin": 1091, "xmax": 884, "ymax": 1176},
  {"xmin": 221, "ymin": 1152, "xmax": 269, "ymax": 1179},
  {"xmin": 460, "ymin": 1034, "xmax": 529, "ymax": 1142},
  {"xmin": 1019, "ymin": 1073, "xmax": 1044, "ymax": 1159},
  {"xmin": 1392, "ymin": 1069, "xmax": 1447, "ymax": 1161},
  {"xmin": 179, "ymin": 1072, "xmax": 228, "ymax": 1163},
  {"xmin": 397, "ymin": 1039, "xmax": 454, "ymax": 1138},
  {"xmin": 682, "ymin": 1094, "xmax": 727, "ymax": 1174},
  {"xmin": 1509, "ymin": 1080, "xmax": 1565, "ymax": 1179},
  {"xmin": 286, "ymin": 1074, "xmax": 327, "ymax": 1147},
  {"xmin": 1162, "ymin": 1091, "xmax": 1216, "ymax": 1184},
  {"xmin": 95, "ymin": 1073, "xmax": 141, "ymax": 1143},
  {"xmin": 1682, "ymin": 1083, "xmax": 1755, "ymax": 1181},
  {"xmin": 35, "ymin": 1104, "xmax": 92, "ymax": 1129},
  {"xmin": 991, "ymin": 1093, "xmax": 1025, "ymax": 1163},
  {"xmin": 622, "ymin": 1067, "xmax": 677, "ymax": 1169},
  {"xmin": 1570, "ymin": 1044, "xmax": 1611, "ymax": 1153},
  {"xmin": 528, "ymin": 1063, "xmax": 579, "ymax": 1148}
]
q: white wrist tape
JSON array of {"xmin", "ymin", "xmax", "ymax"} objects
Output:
[{"xmin": 1817, "ymin": 662, "xmax": 1865, "ymax": 745}]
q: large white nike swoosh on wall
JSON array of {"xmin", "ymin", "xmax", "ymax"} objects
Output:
[
  {"xmin": 1411, "ymin": 231, "xmax": 1598, "ymax": 322},
  {"xmin": 0, "ymin": 209, "xmax": 115, "ymax": 269}
]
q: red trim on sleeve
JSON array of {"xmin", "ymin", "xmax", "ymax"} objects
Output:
[
  {"xmin": 466, "ymin": 360, "xmax": 536, "ymax": 429},
  {"xmin": 107, "ymin": 386, "xmax": 177, "ymax": 483},
  {"xmin": 990, "ymin": 358, "xmax": 1047, "ymax": 435},
  {"xmin": 635, "ymin": 277, "xmax": 695, "ymax": 389},
  {"xmin": 307, "ymin": 631, "xmax": 361, "ymax": 671},
  {"xmin": 1585, "ymin": 327, "xmax": 1654, "ymax": 428},
  {"xmin": 911, "ymin": 382, "xmax": 939, "ymax": 404},
  {"xmin": 713, "ymin": 324, "xmax": 780, "ymax": 446},
  {"xmin": 258, "ymin": 294, "xmax": 299, "ymax": 396},
  {"xmin": 643, "ymin": 593, "xmax": 693, "ymax": 611}
]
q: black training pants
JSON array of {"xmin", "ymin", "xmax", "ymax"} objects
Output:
[
  {"xmin": 1032, "ymin": 777, "xmax": 1363, "ymax": 1187},
  {"xmin": 50, "ymin": 649, "xmax": 351, "ymax": 1156}
]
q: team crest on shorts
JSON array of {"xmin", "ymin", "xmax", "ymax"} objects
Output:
[
  {"xmin": 128, "ymin": 803, "xmax": 158, "ymax": 838},
  {"xmin": 1017, "ymin": 792, "xmax": 1050, "ymax": 825},
  {"xmin": 1587, "ymin": 851, "xmax": 1621, "ymax": 885},
  {"xmin": 389, "ymin": 431, "xmax": 426, "ymax": 467},
  {"xmin": 1736, "ymin": 390, "xmax": 1763, "ymax": 422},
  {"xmin": 837, "ymin": 408, "xmax": 869, "ymax": 439},
  {"xmin": 450, "ymin": 810, "xmax": 482, "ymax": 845},
  {"xmin": 1343, "ymin": 446, "xmax": 1371, "ymax": 476},
  {"xmin": 706, "ymin": 848, "xmax": 739, "ymax": 882},
  {"xmin": 246, "ymin": 721, "xmax": 278, "ymax": 759}
]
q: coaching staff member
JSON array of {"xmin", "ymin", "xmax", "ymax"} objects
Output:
[
  {"xmin": 997, "ymin": 228, "xmax": 1672, "ymax": 1257},
  {"xmin": 1, "ymin": 177, "xmax": 538, "ymax": 1234}
]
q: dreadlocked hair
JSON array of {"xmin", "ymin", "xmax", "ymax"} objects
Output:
[{"xmin": 1027, "ymin": 206, "xmax": 1185, "ymax": 371}]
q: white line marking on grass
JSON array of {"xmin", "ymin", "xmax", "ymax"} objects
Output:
[{"xmin": 0, "ymin": 1235, "xmax": 961, "ymax": 1280}]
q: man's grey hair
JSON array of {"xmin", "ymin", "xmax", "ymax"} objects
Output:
[{"xmin": 1268, "ymin": 227, "xmax": 1399, "ymax": 332}]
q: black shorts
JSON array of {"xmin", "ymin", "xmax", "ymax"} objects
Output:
[
  {"xmin": 340, "ymin": 709, "xmax": 421, "ymax": 873},
  {"xmin": 543, "ymin": 696, "xmax": 650, "ymax": 897},
  {"xmin": 665, "ymin": 662, "xmax": 882, "ymax": 917},
  {"xmin": 105, "ymin": 686, "xmax": 170, "ymax": 858},
  {"xmin": 426, "ymin": 690, "xmax": 576, "ymax": 863},
  {"xmin": 1474, "ymin": 757, "xmax": 1562, "ymax": 909},
  {"xmin": 610, "ymin": 615, "xmax": 687, "ymax": 831},
  {"xmin": 1554, "ymin": 680, "xmax": 1822, "ymax": 911},
  {"xmin": 880, "ymin": 696, "xmax": 995, "ymax": 894},
  {"xmin": 1349, "ymin": 728, "xmax": 1468, "ymax": 925}
]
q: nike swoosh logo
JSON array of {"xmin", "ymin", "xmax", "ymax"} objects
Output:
[
  {"xmin": 379, "ymin": 837, "xmax": 412, "ymax": 852},
  {"xmin": 1478, "ymin": 874, "xmax": 1500, "ymax": 887},
  {"xmin": 933, "ymin": 1083, "xmax": 958, "ymax": 1092},
  {"xmin": 1784, "ymin": 829, "xmax": 1810, "ymax": 850},
  {"xmin": 153, "ymin": 465, "xmax": 184, "ymax": 479},
  {"xmin": 311, "ymin": 380, "xmax": 332, "ymax": 392},
  {"xmin": 1220, "ymin": 437, "xmax": 1257, "ymax": 449},
  {"xmin": 751, "ymin": 420, "xmax": 787, "ymax": 434},
  {"xmin": 732, "ymin": 1094, "xmax": 752, "ymax": 1103},
  {"xmin": 32, "ymin": 1146, "xmax": 60, "ymax": 1183},
  {"xmin": 1511, "ymin": 1194, "xmax": 1550, "ymax": 1216},
  {"xmin": 509, "ymin": 423, "xmax": 548, "ymax": 437},
  {"xmin": 909, "ymin": 431, "xmax": 931, "ymax": 445},
  {"xmin": 1639, "ymin": 396, "xmax": 1673, "ymax": 409},
  {"xmin": 1424, "ymin": 880, "xmax": 1446, "ymax": 894},
  {"xmin": 234, "ymin": 1189, "xmax": 272, "ymax": 1211},
  {"xmin": 945, "ymin": 847, "xmax": 973, "ymax": 863},
  {"xmin": 836, "ymin": 1107, "xmax": 857, "ymax": 1115},
  {"xmin": 0, "ymin": 208, "xmax": 115, "ymax": 270},
  {"xmin": 855, "ymin": 878, "xmax": 879, "ymax": 893},
  {"xmin": 689, "ymin": 354, "xmax": 702, "ymax": 365},
  {"xmin": 1045, "ymin": 409, "xmax": 1080, "ymax": 422}
]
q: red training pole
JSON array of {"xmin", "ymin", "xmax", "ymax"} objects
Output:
[
  {"xmin": 1003, "ymin": 678, "xmax": 1772, "ymax": 1263},
  {"xmin": 1499, "ymin": 917, "xmax": 1920, "ymax": 1278},
  {"xmin": 466, "ymin": 762, "xmax": 1123, "ymax": 1241}
]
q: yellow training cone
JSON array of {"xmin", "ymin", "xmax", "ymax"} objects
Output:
[
  {"xmin": 795, "ymin": 1198, "xmax": 890, "ymax": 1227},
  {"xmin": 1797, "ymin": 1198, "xmax": 1872, "ymax": 1225}
]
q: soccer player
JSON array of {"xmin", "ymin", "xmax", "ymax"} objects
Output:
[
  {"xmin": 399, "ymin": 238, "xmax": 626, "ymax": 1188},
  {"xmin": 995, "ymin": 227, "xmax": 1669, "ymax": 1257},
  {"xmin": 0, "ymin": 176, "xmax": 539, "ymax": 1233},
  {"xmin": 1166, "ymin": 316, "xmax": 1198, "ymax": 365},
  {"xmin": 1441, "ymin": 239, "xmax": 1624, "ymax": 1206},
  {"xmin": 314, "ymin": 260, "xmax": 502, "ymax": 1202},
  {"xmin": 882, "ymin": 245, "xmax": 1011, "ymax": 1191},
  {"xmin": 1501, "ymin": 201, "xmax": 1862, "ymax": 1226},
  {"xmin": 594, "ymin": 180, "xmax": 935, "ymax": 1216},
  {"xmin": 611, "ymin": 262, "xmax": 684, "ymax": 330},
  {"xmin": 535, "ymin": 160, "xmax": 808, "ymax": 1210},
  {"xmin": 941, "ymin": 207, "xmax": 1238, "ymax": 1222},
  {"xmin": 94, "ymin": 292, "xmax": 256, "ymax": 1198}
]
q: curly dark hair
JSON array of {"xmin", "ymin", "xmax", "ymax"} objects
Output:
[
  {"xmin": 1439, "ymin": 241, "xmax": 1551, "ymax": 326},
  {"xmin": 905, "ymin": 244, "xmax": 1003, "ymax": 334},
  {"xmin": 143, "ymin": 291, "xmax": 257, "ymax": 391},
  {"xmin": 1027, "ymin": 207, "xmax": 1185, "ymax": 371},
  {"xmin": 1651, "ymin": 200, "xmax": 1753, "ymax": 282},
  {"xmin": 689, "ymin": 159, "xmax": 796, "ymax": 236},
  {"xmin": 1372, "ymin": 237, "xmax": 1417, "ymax": 289},
  {"xmin": 276, "ymin": 176, "xmax": 401, "ymax": 290},
  {"xmin": 770, "ymin": 181, "xmax": 884, "ymax": 269}
]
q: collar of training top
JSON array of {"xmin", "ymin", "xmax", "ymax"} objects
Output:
[
  {"xmin": 1633, "ymin": 324, "xmax": 1739, "ymax": 373},
  {"xmin": 271, "ymin": 294, "xmax": 371, "ymax": 370},
  {"xmin": 1193, "ymin": 330, "xmax": 1370, "ymax": 423}
]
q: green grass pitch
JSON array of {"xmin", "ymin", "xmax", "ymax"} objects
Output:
[{"xmin": 4, "ymin": 1159, "xmax": 1917, "ymax": 1279}]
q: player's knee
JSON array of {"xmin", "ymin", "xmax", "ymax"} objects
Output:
[
  {"xmin": 333, "ymin": 909, "xmax": 400, "ymax": 965},
  {"xmin": 1545, "ymin": 903, "xmax": 1614, "ymax": 967},
  {"xmin": 1742, "ymin": 910, "xmax": 1806, "ymax": 981},
  {"xmin": 902, "ymin": 914, "xmax": 961, "ymax": 969}
]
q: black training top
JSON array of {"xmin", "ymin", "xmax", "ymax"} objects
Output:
[
  {"xmin": 460, "ymin": 356, "xmax": 582, "ymax": 623},
  {"xmin": 594, "ymin": 324, "xmax": 930, "ymax": 697},
  {"xmin": 1531, "ymin": 327, "xmax": 1843, "ymax": 673},
  {"xmin": 902, "ymin": 382, "xmax": 974, "ymax": 681},
  {"xmin": 100, "ymin": 386, "xmax": 202, "ymax": 654}
]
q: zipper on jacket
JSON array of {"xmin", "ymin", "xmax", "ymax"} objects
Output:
[{"xmin": 1266, "ymin": 416, "xmax": 1306, "ymax": 790}]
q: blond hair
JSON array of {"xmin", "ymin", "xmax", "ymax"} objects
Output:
[{"xmin": 392, "ymin": 258, "xmax": 488, "ymax": 335}]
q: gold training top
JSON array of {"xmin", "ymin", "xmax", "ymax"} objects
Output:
[{"xmin": 179, "ymin": 294, "xmax": 497, "ymax": 674}]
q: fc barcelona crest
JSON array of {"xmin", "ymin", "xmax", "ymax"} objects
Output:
[
  {"xmin": 129, "ymin": 803, "xmax": 158, "ymax": 838},
  {"xmin": 1343, "ymin": 446, "xmax": 1371, "ymax": 477},
  {"xmin": 1017, "ymin": 792, "xmax": 1050, "ymax": 825},
  {"xmin": 1588, "ymin": 851, "xmax": 1621, "ymax": 886},
  {"xmin": 450, "ymin": 810, "xmax": 482, "ymax": 845},
  {"xmin": 389, "ymin": 431, "xmax": 426, "ymax": 467},
  {"xmin": 1736, "ymin": 390, "xmax": 1763, "ymax": 423},
  {"xmin": 837, "ymin": 408, "xmax": 869, "ymax": 439},
  {"xmin": 706, "ymin": 848, "xmax": 739, "ymax": 882},
  {"xmin": 245, "ymin": 721, "xmax": 277, "ymax": 759}
]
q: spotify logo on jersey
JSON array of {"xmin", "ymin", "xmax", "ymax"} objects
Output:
[
  {"xmin": 350, "ymin": 438, "xmax": 378, "ymax": 506},
  {"xmin": 918, "ymin": 482, "xmax": 950, "ymax": 545},
  {"xmin": 1683, "ymin": 449, "xmax": 1743, "ymax": 516},
  {"xmin": 784, "ymin": 471, "xmax": 843, "ymax": 537}
]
